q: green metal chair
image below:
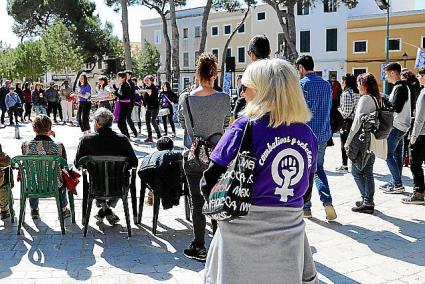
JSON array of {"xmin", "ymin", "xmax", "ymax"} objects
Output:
[
  {"xmin": 11, "ymin": 155, "xmax": 76, "ymax": 235},
  {"xmin": 0, "ymin": 166, "xmax": 15, "ymax": 223}
]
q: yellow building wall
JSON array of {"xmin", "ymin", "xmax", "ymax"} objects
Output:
[{"xmin": 347, "ymin": 12, "xmax": 425, "ymax": 90}]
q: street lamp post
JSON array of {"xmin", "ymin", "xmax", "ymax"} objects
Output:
[
  {"xmin": 402, "ymin": 52, "xmax": 408, "ymax": 68},
  {"xmin": 375, "ymin": 0, "xmax": 390, "ymax": 95}
]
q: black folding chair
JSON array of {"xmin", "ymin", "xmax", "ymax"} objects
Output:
[
  {"xmin": 137, "ymin": 159, "xmax": 191, "ymax": 235},
  {"xmin": 78, "ymin": 156, "xmax": 136, "ymax": 237}
]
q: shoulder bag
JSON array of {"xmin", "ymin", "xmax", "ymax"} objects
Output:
[{"xmin": 202, "ymin": 120, "xmax": 256, "ymax": 221}]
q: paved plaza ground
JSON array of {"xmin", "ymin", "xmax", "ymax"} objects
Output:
[{"xmin": 1, "ymin": 120, "xmax": 425, "ymax": 284}]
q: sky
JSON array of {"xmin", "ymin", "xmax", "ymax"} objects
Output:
[
  {"xmin": 1, "ymin": 0, "xmax": 424, "ymax": 48},
  {"xmin": 0, "ymin": 0, "xmax": 205, "ymax": 47}
]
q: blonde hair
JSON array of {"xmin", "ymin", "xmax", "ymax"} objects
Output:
[{"xmin": 241, "ymin": 59, "xmax": 311, "ymax": 127}]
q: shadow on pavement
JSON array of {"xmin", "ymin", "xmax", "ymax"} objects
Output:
[{"xmin": 310, "ymin": 217, "xmax": 425, "ymax": 267}]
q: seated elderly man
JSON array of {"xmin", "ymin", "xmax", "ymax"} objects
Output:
[{"xmin": 75, "ymin": 107, "xmax": 138, "ymax": 225}]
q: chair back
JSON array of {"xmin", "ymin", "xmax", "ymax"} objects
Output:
[
  {"xmin": 78, "ymin": 156, "xmax": 132, "ymax": 198},
  {"xmin": 11, "ymin": 155, "xmax": 66, "ymax": 197}
]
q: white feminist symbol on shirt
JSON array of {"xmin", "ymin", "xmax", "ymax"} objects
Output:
[{"xmin": 271, "ymin": 148, "xmax": 305, "ymax": 202}]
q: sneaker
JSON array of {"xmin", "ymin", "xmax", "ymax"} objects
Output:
[
  {"xmin": 335, "ymin": 166, "xmax": 349, "ymax": 173},
  {"xmin": 351, "ymin": 204, "xmax": 374, "ymax": 214},
  {"xmin": 105, "ymin": 213, "xmax": 120, "ymax": 226},
  {"xmin": 383, "ymin": 184, "xmax": 405, "ymax": 194},
  {"xmin": 379, "ymin": 182, "xmax": 393, "ymax": 190},
  {"xmin": 62, "ymin": 208, "xmax": 71, "ymax": 219},
  {"xmin": 401, "ymin": 192, "xmax": 425, "ymax": 205},
  {"xmin": 183, "ymin": 242, "xmax": 207, "ymax": 262},
  {"xmin": 324, "ymin": 204, "xmax": 337, "ymax": 221},
  {"xmin": 0, "ymin": 210, "xmax": 10, "ymax": 220},
  {"xmin": 31, "ymin": 208, "xmax": 40, "ymax": 219},
  {"xmin": 303, "ymin": 210, "xmax": 312, "ymax": 219}
]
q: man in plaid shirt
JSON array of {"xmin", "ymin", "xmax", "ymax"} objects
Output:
[{"xmin": 296, "ymin": 55, "xmax": 337, "ymax": 221}]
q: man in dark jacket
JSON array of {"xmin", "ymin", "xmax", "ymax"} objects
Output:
[{"xmin": 75, "ymin": 107, "xmax": 138, "ymax": 225}]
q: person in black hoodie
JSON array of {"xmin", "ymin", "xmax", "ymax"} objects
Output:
[
  {"xmin": 142, "ymin": 75, "xmax": 161, "ymax": 143},
  {"xmin": 124, "ymin": 70, "xmax": 138, "ymax": 137},
  {"xmin": 113, "ymin": 72, "xmax": 135, "ymax": 138}
]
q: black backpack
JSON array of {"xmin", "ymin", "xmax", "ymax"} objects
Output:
[{"xmin": 370, "ymin": 95, "xmax": 394, "ymax": 140}]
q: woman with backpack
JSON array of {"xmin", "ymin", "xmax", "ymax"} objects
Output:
[
  {"xmin": 335, "ymin": 74, "xmax": 360, "ymax": 173},
  {"xmin": 345, "ymin": 73, "xmax": 382, "ymax": 214},
  {"xmin": 178, "ymin": 53, "xmax": 230, "ymax": 262}
]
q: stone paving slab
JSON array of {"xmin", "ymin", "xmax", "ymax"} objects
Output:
[{"xmin": 1, "ymin": 122, "xmax": 425, "ymax": 283}]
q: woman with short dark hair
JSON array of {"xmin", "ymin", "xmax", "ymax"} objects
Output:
[
  {"xmin": 142, "ymin": 75, "xmax": 161, "ymax": 142},
  {"xmin": 336, "ymin": 73, "xmax": 360, "ymax": 173},
  {"xmin": 113, "ymin": 72, "xmax": 134, "ymax": 138},
  {"xmin": 159, "ymin": 81, "xmax": 178, "ymax": 137}
]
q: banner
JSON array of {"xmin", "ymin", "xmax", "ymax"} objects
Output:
[{"xmin": 415, "ymin": 48, "xmax": 425, "ymax": 69}]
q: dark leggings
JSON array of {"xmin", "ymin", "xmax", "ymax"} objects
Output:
[
  {"xmin": 24, "ymin": 103, "xmax": 32, "ymax": 120},
  {"xmin": 145, "ymin": 108, "xmax": 161, "ymax": 138},
  {"xmin": 161, "ymin": 107, "xmax": 176, "ymax": 135},
  {"xmin": 126, "ymin": 104, "xmax": 138, "ymax": 136},
  {"xmin": 77, "ymin": 101, "xmax": 91, "ymax": 132},
  {"xmin": 340, "ymin": 120, "xmax": 353, "ymax": 166},
  {"xmin": 118, "ymin": 102, "xmax": 133, "ymax": 138}
]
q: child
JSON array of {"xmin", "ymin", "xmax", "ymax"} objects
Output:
[
  {"xmin": 0, "ymin": 144, "xmax": 12, "ymax": 220},
  {"xmin": 5, "ymin": 86, "xmax": 22, "ymax": 125}
]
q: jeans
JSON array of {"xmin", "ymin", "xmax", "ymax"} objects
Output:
[
  {"xmin": 24, "ymin": 103, "xmax": 32, "ymax": 120},
  {"xmin": 162, "ymin": 107, "xmax": 176, "ymax": 135},
  {"xmin": 29, "ymin": 186, "xmax": 68, "ymax": 209},
  {"xmin": 77, "ymin": 101, "xmax": 91, "ymax": 132},
  {"xmin": 145, "ymin": 108, "xmax": 161, "ymax": 138},
  {"xmin": 183, "ymin": 158, "xmax": 210, "ymax": 247},
  {"xmin": 410, "ymin": 135, "xmax": 425, "ymax": 193},
  {"xmin": 35, "ymin": 105, "xmax": 47, "ymax": 115},
  {"xmin": 351, "ymin": 154, "xmax": 375, "ymax": 205},
  {"xmin": 47, "ymin": 102, "xmax": 59, "ymax": 121},
  {"xmin": 303, "ymin": 143, "xmax": 333, "ymax": 211},
  {"xmin": 7, "ymin": 106, "xmax": 19, "ymax": 124},
  {"xmin": 386, "ymin": 128, "xmax": 406, "ymax": 186}
]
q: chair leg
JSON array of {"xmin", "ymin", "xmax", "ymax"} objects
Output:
[
  {"xmin": 185, "ymin": 194, "xmax": 191, "ymax": 222},
  {"xmin": 83, "ymin": 198, "xmax": 93, "ymax": 237},
  {"xmin": 137, "ymin": 182, "xmax": 146, "ymax": 224},
  {"xmin": 122, "ymin": 195, "xmax": 132, "ymax": 237},
  {"xmin": 56, "ymin": 193, "xmax": 65, "ymax": 235},
  {"xmin": 68, "ymin": 191, "xmax": 76, "ymax": 224},
  {"xmin": 152, "ymin": 194, "xmax": 160, "ymax": 235},
  {"xmin": 17, "ymin": 197, "xmax": 26, "ymax": 235},
  {"xmin": 7, "ymin": 187, "xmax": 15, "ymax": 223}
]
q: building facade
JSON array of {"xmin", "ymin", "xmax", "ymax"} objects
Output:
[
  {"xmin": 140, "ymin": 0, "xmax": 420, "ymax": 91},
  {"xmin": 347, "ymin": 9, "xmax": 425, "ymax": 90}
]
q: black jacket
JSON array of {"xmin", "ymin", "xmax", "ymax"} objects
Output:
[
  {"xmin": 114, "ymin": 82, "xmax": 133, "ymax": 101},
  {"xmin": 348, "ymin": 114, "xmax": 376, "ymax": 170},
  {"xmin": 138, "ymin": 150, "xmax": 183, "ymax": 209},
  {"xmin": 74, "ymin": 127, "xmax": 138, "ymax": 168},
  {"xmin": 233, "ymin": 97, "xmax": 246, "ymax": 119},
  {"xmin": 391, "ymin": 81, "xmax": 410, "ymax": 114},
  {"xmin": 143, "ymin": 85, "xmax": 160, "ymax": 110}
]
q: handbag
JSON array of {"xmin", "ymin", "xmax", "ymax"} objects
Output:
[
  {"xmin": 61, "ymin": 168, "xmax": 81, "ymax": 195},
  {"xmin": 202, "ymin": 120, "xmax": 255, "ymax": 221},
  {"xmin": 158, "ymin": 108, "xmax": 170, "ymax": 117},
  {"xmin": 185, "ymin": 96, "xmax": 221, "ymax": 171}
]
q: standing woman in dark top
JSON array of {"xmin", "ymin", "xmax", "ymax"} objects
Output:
[
  {"xmin": 159, "ymin": 81, "xmax": 178, "ymax": 137},
  {"xmin": 77, "ymin": 74, "xmax": 92, "ymax": 135},
  {"xmin": 142, "ymin": 75, "xmax": 161, "ymax": 143},
  {"xmin": 22, "ymin": 82, "xmax": 32, "ymax": 122},
  {"xmin": 113, "ymin": 71, "xmax": 134, "ymax": 138}
]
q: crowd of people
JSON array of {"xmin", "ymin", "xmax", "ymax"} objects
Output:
[{"xmin": 1, "ymin": 33, "xmax": 425, "ymax": 284}]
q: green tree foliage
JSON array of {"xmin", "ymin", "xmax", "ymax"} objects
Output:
[
  {"xmin": 7, "ymin": 0, "xmax": 119, "ymax": 63},
  {"xmin": 41, "ymin": 21, "xmax": 84, "ymax": 75},
  {"xmin": 13, "ymin": 41, "xmax": 46, "ymax": 81},
  {"xmin": 133, "ymin": 40, "xmax": 160, "ymax": 79},
  {"xmin": 0, "ymin": 45, "xmax": 17, "ymax": 80}
]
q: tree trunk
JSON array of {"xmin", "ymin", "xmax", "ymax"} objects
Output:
[
  {"xmin": 264, "ymin": 0, "xmax": 298, "ymax": 63},
  {"xmin": 220, "ymin": 7, "xmax": 250, "ymax": 85},
  {"xmin": 160, "ymin": 14, "xmax": 172, "ymax": 82},
  {"xmin": 199, "ymin": 0, "xmax": 213, "ymax": 54},
  {"xmin": 120, "ymin": 0, "xmax": 133, "ymax": 70},
  {"xmin": 169, "ymin": 0, "xmax": 180, "ymax": 85}
]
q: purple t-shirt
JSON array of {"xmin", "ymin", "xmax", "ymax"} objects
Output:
[
  {"xmin": 210, "ymin": 115, "xmax": 318, "ymax": 208},
  {"xmin": 78, "ymin": 85, "xmax": 91, "ymax": 102}
]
